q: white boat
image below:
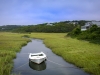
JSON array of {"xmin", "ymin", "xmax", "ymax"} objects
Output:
[{"xmin": 29, "ymin": 52, "xmax": 47, "ymax": 64}]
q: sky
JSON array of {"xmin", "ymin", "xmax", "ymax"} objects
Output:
[{"xmin": 0, "ymin": 0, "xmax": 100, "ymax": 25}]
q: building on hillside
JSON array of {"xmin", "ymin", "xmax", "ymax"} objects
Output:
[
  {"xmin": 81, "ymin": 21, "xmax": 100, "ymax": 31},
  {"xmin": 68, "ymin": 22, "xmax": 78, "ymax": 25},
  {"xmin": 47, "ymin": 23, "xmax": 53, "ymax": 26},
  {"xmin": 92, "ymin": 21, "xmax": 100, "ymax": 27}
]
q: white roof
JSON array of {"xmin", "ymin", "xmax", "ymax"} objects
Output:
[{"xmin": 92, "ymin": 21, "xmax": 100, "ymax": 26}]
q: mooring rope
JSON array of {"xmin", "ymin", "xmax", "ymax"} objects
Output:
[
  {"xmin": 14, "ymin": 62, "xmax": 29, "ymax": 70},
  {"xmin": 12, "ymin": 55, "xmax": 77, "ymax": 72},
  {"xmin": 47, "ymin": 58, "xmax": 78, "ymax": 69},
  {"xmin": 47, "ymin": 59, "xmax": 65, "ymax": 67}
]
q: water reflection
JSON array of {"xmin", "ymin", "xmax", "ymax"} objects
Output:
[
  {"xmin": 29, "ymin": 61, "xmax": 46, "ymax": 71},
  {"xmin": 12, "ymin": 39, "xmax": 90, "ymax": 75}
]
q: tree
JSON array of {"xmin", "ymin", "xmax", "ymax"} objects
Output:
[{"xmin": 89, "ymin": 24, "xmax": 98, "ymax": 33}]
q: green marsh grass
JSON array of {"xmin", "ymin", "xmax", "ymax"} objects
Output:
[
  {"xmin": 30, "ymin": 33, "xmax": 100, "ymax": 75},
  {"xmin": 0, "ymin": 32, "xmax": 30, "ymax": 75},
  {"xmin": 0, "ymin": 32, "xmax": 100, "ymax": 75}
]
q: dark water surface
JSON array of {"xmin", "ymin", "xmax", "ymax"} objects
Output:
[{"xmin": 12, "ymin": 39, "xmax": 90, "ymax": 75}]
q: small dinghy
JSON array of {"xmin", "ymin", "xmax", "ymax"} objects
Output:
[{"xmin": 29, "ymin": 52, "xmax": 47, "ymax": 64}]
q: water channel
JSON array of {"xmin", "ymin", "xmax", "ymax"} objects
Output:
[{"xmin": 11, "ymin": 39, "xmax": 90, "ymax": 75}]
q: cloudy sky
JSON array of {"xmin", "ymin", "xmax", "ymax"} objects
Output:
[{"xmin": 0, "ymin": 0, "xmax": 100, "ymax": 25}]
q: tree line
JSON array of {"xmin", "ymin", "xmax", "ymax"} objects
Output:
[
  {"xmin": 12, "ymin": 23, "xmax": 76, "ymax": 33},
  {"xmin": 0, "ymin": 20, "xmax": 89, "ymax": 33}
]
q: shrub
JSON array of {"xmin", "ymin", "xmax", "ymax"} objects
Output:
[
  {"xmin": 67, "ymin": 27, "xmax": 81, "ymax": 37},
  {"xmin": 73, "ymin": 27, "xmax": 81, "ymax": 35},
  {"xmin": 89, "ymin": 25, "xmax": 98, "ymax": 33},
  {"xmin": 22, "ymin": 35, "xmax": 30, "ymax": 38}
]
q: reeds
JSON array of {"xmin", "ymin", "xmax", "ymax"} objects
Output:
[
  {"xmin": 0, "ymin": 32, "xmax": 100, "ymax": 75},
  {"xmin": 30, "ymin": 33, "xmax": 100, "ymax": 75},
  {"xmin": 0, "ymin": 32, "xmax": 30, "ymax": 75}
]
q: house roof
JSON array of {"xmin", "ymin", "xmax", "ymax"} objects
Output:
[
  {"xmin": 92, "ymin": 21, "xmax": 100, "ymax": 27},
  {"xmin": 81, "ymin": 21, "xmax": 100, "ymax": 31}
]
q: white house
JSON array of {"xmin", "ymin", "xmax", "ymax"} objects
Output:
[
  {"xmin": 92, "ymin": 21, "xmax": 100, "ymax": 27},
  {"xmin": 68, "ymin": 22, "xmax": 78, "ymax": 25},
  {"xmin": 81, "ymin": 21, "xmax": 100, "ymax": 31},
  {"xmin": 47, "ymin": 23, "xmax": 53, "ymax": 26}
]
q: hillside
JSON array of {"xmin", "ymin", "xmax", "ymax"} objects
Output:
[{"xmin": 0, "ymin": 20, "xmax": 88, "ymax": 33}]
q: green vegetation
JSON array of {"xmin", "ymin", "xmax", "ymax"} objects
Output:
[
  {"xmin": 68, "ymin": 25, "xmax": 100, "ymax": 44},
  {"xmin": 0, "ymin": 20, "xmax": 90, "ymax": 33},
  {"xmin": 12, "ymin": 22, "xmax": 76, "ymax": 33},
  {"xmin": 0, "ymin": 32, "xmax": 100, "ymax": 75},
  {"xmin": 0, "ymin": 32, "xmax": 30, "ymax": 75},
  {"xmin": 1, "ymin": 20, "xmax": 87, "ymax": 33},
  {"xmin": 0, "ymin": 25, "xmax": 21, "ymax": 32},
  {"xmin": 30, "ymin": 33, "xmax": 100, "ymax": 75}
]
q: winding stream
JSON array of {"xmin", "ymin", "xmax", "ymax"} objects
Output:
[{"xmin": 11, "ymin": 39, "xmax": 90, "ymax": 75}]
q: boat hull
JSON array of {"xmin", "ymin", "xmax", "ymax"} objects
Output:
[
  {"xmin": 29, "ymin": 61, "xmax": 46, "ymax": 71},
  {"xmin": 29, "ymin": 52, "xmax": 46, "ymax": 64},
  {"xmin": 29, "ymin": 57, "xmax": 46, "ymax": 64}
]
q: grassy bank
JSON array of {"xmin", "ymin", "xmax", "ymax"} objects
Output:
[
  {"xmin": 0, "ymin": 32, "xmax": 100, "ymax": 75},
  {"xmin": 0, "ymin": 32, "xmax": 30, "ymax": 75},
  {"xmin": 30, "ymin": 33, "xmax": 100, "ymax": 75}
]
